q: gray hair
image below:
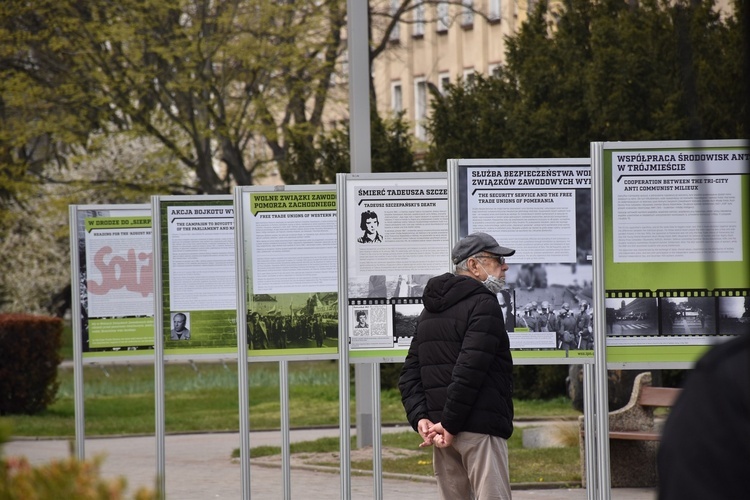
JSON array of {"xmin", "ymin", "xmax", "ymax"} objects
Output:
[
  {"xmin": 454, "ymin": 256, "xmax": 473, "ymax": 272},
  {"xmin": 455, "ymin": 252, "xmax": 496, "ymax": 272}
]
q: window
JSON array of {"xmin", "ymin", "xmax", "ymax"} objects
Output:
[
  {"xmin": 463, "ymin": 68, "xmax": 476, "ymax": 87},
  {"xmin": 391, "ymin": 82, "xmax": 403, "ymax": 113},
  {"xmin": 461, "ymin": 0, "xmax": 474, "ymax": 28},
  {"xmin": 414, "ymin": 78, "xmax": 428, "ymax": 141},
  {"xmin": 488, "ymin": 63, "xmax": 502, "ymax": 78},
  {"xmin": 438, "ymin": 72, "xmax": 451, "ymax": 95},
  {"xmin": 489, "ymin": 0, "xmax": 501, "ymax": 21},
  {"xmin": 389, "ymin": 0, "xmax": 400, "ymax": 42},
  {"xmin": 436, "ymin": 2, "xmax": 449, "ymax": 33},
  {"xmin": 413, "ymin": 2, "xmax": 425, "ymax": 38}
]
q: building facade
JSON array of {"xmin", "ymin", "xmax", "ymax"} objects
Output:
[{"xmin": 371, "ymin": 0, "xmax": 534, "ymax": 145}]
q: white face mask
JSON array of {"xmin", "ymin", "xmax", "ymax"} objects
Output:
[{"xmin": 478, "ymin": 262, "xmax": 505, "ymax": 293}]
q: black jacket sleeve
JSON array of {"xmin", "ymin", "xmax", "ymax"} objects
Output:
[{"xmin": 398, "ymin": 325, "xmax": 429, "ymax": 431}]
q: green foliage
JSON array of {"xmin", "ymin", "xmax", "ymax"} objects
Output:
[
  {"xmin": 425, "ymin": 75, "xmax": 512, "ymax": 170},
  {"xmin": 0, "ymin": 454, "xmax": 155, "ymax": 499},
  {"xmin": 303, "ymin": 109, "xmax": 416, "ymax": 184},
  {"xmin": 0, "ymin": 0, "xmax": 349, "ymax": 193},
  {"xmin": 513, "ymin": 365, "xmax": 569, "ymax": 400},
  {"xmin": 59, "ymin": 325, "xmax": 74, "ymax": 361},
  {"xmin": 427, "ymin": 0, "xmax": 746, "ymax": 162},
  {"xmin": 0, "ymin": 285, "xmax": 8, "ymax": 310},
  {"xmin": 0, "ymin": 314, "xmax": 62, "ymax": 415},
  {"xmin": 379, "ymin": 363, "xmax": 404, "ymax": 391},
  {"xmin": 0, "ymin": 419, "xmax": 11, "ymax": 446},
  {"xmin": 370, "ymin": 111, "xmax": 416, "ymax": 174}
]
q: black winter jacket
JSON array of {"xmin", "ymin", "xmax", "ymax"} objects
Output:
[{"xmin": 398, "ymin": 272, "xmax": 514, "ymax": 438}]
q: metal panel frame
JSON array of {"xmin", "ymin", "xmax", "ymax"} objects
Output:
[
  {"xmin": 69, "ymin": 203, "xmax": 152, "ymax": 460},
  {"xmin": 234, "ymin": 183, "xmax": 338, "ymax": 499},
  {"xmin": 151, "ymin": 194, "xmax": 236, "ymax": 498}
]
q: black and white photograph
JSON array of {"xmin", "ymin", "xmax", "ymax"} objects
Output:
[
  {"xmin": 170, "ymin": 311, "xmax": 191, "ymax": 340},
  {"xmin": 393, "ymin": 303, "xmax": 424, "ymax": 344},
  {"xmin": 393, "ymin": 274, "xmax": 431, "ymax": 298},
  {"xmin": 606, "ymin": 297, "xmax": 659, "ymax": 336},
  {"xmin": 348, "ymin": 274, "xmax": 435, "ymax": 300},
  {"xmin": 717, "ymin": 296, "xmax": 750, "ymax": 335},
  {"xmin": 496, "ymin": 289, "xmax": 515, "ymax": 332},
  {"xmin": 356, "ymin": 210, "xmax": 384, "ymax": 243},
  {"xmin": 659, "ymin": 296, "xmax": 716, "ymax": 336},
  {"xmin": 354, "ymin": 309, "xmax": 369, "ymax": 328},
  {"xmin": 247, "ymin": 292, "xmax": 338, "ymax": 350},
  {"xmin": 501, "ymin": 261, "xmax": 594, "ymax": 352}
]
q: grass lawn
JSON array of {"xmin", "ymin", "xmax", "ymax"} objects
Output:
[
  {"xmin": 246, "ymin": 430, "xmax": 581, "ymax": 484},
  {"xmin": 3, "ymin": 358, "xmax": 582, "ymax": 484},
  {"xmin": 4, "ymin": 361, "xmax": 577, "ymax": 437}
]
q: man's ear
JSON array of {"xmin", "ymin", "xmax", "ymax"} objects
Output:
[{"xmin": 466, "ymin": 257, "xmax": 481, "ymax": 277}]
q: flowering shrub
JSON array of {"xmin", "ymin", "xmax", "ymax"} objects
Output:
[{"xmin": 0, "ymin": 455, "xmax": 155, "ymax": 499}]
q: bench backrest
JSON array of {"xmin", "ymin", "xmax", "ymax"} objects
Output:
[{"xmin": 638, "ymin": 386, "xmax": 681, "ymax": 407}]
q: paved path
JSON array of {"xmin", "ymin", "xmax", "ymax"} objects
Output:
[{"xmin": 5, "ymin": 428, "xmax": 656, "ymax": 499}]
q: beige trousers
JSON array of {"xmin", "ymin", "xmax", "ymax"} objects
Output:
[{"xmin": 433, "ymin": 431, "xmax": 511, "ymax": 500}]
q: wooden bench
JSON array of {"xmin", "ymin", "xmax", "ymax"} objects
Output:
[{"xmin": 579, "ymin": 372, "xmax": 682, "ymax": 488}]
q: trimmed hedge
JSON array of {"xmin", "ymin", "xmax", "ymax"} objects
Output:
[
  {"xmin": 0, "ymin": 314, "xmax": 62, "ymax": 415},
  {"xmin": 511, "ymin": 365, "xmax": 568, "ymax": 400}
]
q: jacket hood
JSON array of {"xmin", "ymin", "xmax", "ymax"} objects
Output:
[{"xmin": 422, "ymin": 272, "xmax": 493, "ymax": 313}]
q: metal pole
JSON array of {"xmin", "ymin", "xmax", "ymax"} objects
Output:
[
  {"xmin": 356, "ymin": 364, "xmax": 374, "ymax": 447},
  {"xmin": 280, "ymin": 360, "xmax": 292, "ymax": 500},
  {"xmin": 234, "ymin": 187, "xmax": 252, "ymax": 500},
  {"xmin": 591, "ymin": 143, "xmax": 612, "ymax": 500},
  {"xmin": 583, "ymin": 364, "xmax": 598, "ymax": 500},
  {"xmin": 347, "ymin": 0, "xmax": 375, "ymax": 456},
  {"xmin": 69, "ymin": 206, "xmax": 86, "ymax": 460},
  {"xmin": 346, "ymin": 0, "xmax": 371, "ymax": 175},
  {"xmin": 151, "ymin": 196, "xmax": 167, "ymax": 498},
  {"xmin": 337, "ymin": 174, "xmax": 352, "ymax": 499},
  {"xmin": 371, "ymin": 362, "xmax": 383, "ymax": 500}
]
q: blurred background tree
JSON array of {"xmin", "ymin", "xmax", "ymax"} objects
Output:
[
  {"xmin": 427, "ymin": 0, "xmax": 746, "ymax": 168},
  {"xmin": 0, "ymin": 0, "xmax": 745, "ymax": 315}
]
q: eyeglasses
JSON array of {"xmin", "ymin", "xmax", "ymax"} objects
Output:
[{"xmin": 473, "ymin": 254, "xmax": 506, "ymax": 266}]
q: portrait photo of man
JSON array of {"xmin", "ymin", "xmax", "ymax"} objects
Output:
[
  {"xmin": 170, "ymin": 312, "xmax": 191, "ymax": 340},
  {"xmin": 354, "ymin": 310, "xmax": 369, "ymax": 328},
  {"xmin": 357, "ymin": 210, "xmax": 383, "ymax": 243}
]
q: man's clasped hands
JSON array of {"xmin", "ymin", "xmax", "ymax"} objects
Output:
[{"xmin": 417, "ymin": 418, "xmax": 454, "ymax": 449}]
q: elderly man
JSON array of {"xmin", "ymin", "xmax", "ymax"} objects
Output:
[
  {"xmin": 170, "ymin": 312, "xmax": 191, "ymax": 340},
  {"xmin": 399, "ymin": 231, "xmax": 515, "ymax": 500}
]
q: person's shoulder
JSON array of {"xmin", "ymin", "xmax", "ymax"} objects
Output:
[
  {"xmin": 471, "ymin": 288, "xmax": 504, "ymax": 313},
  {"xmin": 696, "ymin": 334, "xmax": 750, "ymax": 371}
]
